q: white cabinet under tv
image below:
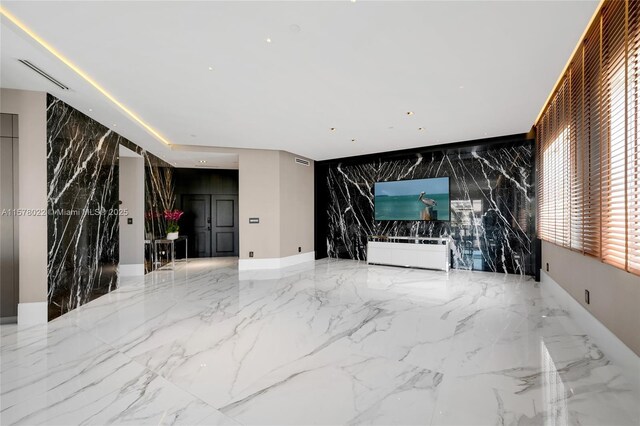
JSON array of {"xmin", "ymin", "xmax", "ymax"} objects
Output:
[{"xmin": 366, "ymin": 236, "xmax": 450, "ymax": 272}]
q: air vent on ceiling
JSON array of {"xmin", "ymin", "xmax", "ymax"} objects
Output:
[
  {"xmin": 295, "ymin": 157, "xmax": 310, "ymax": 166},
  {"xmin": 18, "ymin": 60, "xmax": 69, "ymax": 90}
]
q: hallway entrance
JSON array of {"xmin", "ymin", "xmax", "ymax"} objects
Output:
[{"xmin": 175, "ymin": 169, "xmax": 239, "ymax": 258}]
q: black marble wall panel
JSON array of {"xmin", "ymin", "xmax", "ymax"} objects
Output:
[
  {"xmin": 316, "ymin": 135, "xmax": 535, "ymax": 275},
  {"xmin": 47, "ymin": 96, "xmax": 120, "ymax": 319},
  {"xmin": 47, "ymin": 95, "xmax": 174, "ymax": 319}
]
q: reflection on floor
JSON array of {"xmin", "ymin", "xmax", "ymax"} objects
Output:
[{"xmin": 1, "ymin": 258, "xmax": 638, "ymax": 425}]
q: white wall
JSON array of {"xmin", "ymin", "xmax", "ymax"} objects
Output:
[
  {"xmin": 118, "ymin": 155, "xmax": 145, "ymax": 275},
  {"xmin": 0, "ymin": 89, "xmax": 48, "ymax": 324}
]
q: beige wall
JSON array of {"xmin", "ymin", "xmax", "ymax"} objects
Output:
[
  {"xmin": 542, "ymin": 241, "xmax": 640, "ymax": 356},
  {"xmin": 238, "ymin": 149, "xmax": 314, "ymax": 260},
  {"xmin": 0, "ymin": 89, "xmax": 47, "ymax": 304},
  {"xmin": 279, "ymin": 151, "xmax": 314, "ymax": 257},
  {"xmin": 238, "ymin": 150, "xmax": 281, "ymax": 259},
  {"xmin": 119, "ymin": 156, "xmax": 145, "ymax": 265}
]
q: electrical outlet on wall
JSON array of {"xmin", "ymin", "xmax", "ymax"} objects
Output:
[
  {"xmin": 249, "ymin": 251, "xmax": 254, "ymax": 258},
  {"xmin": 298, "ymin": 246, "xmax": 301, "ymax": 253},
  {"xmin": 546, "ymin": 262, "xmax": 549, "ymax": 272}
]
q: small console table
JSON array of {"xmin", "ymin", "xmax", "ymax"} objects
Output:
[
  {"xmin": 153, "ymin": 236, "xmax": 188, "ymax": 271},
  {"xmin": 367, "ymin": 236, "xmax": 450, "ymax": 272}
]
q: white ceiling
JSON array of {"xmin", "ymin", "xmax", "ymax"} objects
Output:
[{"xmin": 1, "ymin": 1, "xmax": 598, "ymax": 165}]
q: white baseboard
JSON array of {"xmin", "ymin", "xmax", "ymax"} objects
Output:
[
  {"xmin": 119, "ymin": 263, "xmax": 145, "ymax": 276},
  {"xmin": 238, "ymin": 251, "xmax": 315, "ymax": 271},
  {"xmin": 17, "ymin": 302, "xmax": 47, "ymax": 326},
  {"xmin": 541, "ymin": 271, "xmax": 640, "ymax": 394}
]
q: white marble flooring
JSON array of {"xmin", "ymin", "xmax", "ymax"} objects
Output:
[{"xmin": 1, "ymin": 258, "xmax": 638, "ymax": 425}]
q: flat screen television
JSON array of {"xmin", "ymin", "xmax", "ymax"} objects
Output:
[{"xmin": 374, "ymin": 177, "xmax": 450, "ymax": 221}]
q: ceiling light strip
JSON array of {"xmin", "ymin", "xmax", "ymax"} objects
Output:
[{"xmin": 0, "ymin": 6, "xmax": 172, "ymax": 146}]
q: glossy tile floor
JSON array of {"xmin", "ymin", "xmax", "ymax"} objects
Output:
[{"xmin": 1, "ymin": 258, "xmax": 638, "ymax": 425}]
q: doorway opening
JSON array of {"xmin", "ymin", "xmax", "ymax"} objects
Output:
[{"xmin": 174, "ymin": 169, "xmax": 239, "ymax": 258}]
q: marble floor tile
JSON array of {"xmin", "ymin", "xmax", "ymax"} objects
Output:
[{"xmin": 1, "ymin": 258, "xmax": 637, "ymax": 425}]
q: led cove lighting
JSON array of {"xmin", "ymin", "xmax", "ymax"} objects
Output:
[
  {"xmin": 406, "ymin": 111, "xmax": 414, "ymax": 116},
  {"xmin": 0, "ymin": 6, "xmax": 173, "ymax": 147}
]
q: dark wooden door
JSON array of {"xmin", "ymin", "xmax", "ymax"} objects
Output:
[
  {"xmin": 182, "ymin": 194, "xmax": 211, "ymax": 257},
  {"xmin": 211, "ymin": 195, "xmax": 238, "ymax": 257}
]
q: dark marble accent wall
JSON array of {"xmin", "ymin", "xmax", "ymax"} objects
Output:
[
  {"xmin": 47, "ymin": 95, "xmax": 174, "ymax": 319},
  {"xmin": 47, "ymin": 96, "xmax": 120, "ymax": 319},
  {"xmin": 316, "ymin": 135, "xmax": 535, "ymax": 275}
]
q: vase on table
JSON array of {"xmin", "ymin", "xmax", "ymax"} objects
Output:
[{"xmin": 164, "ymin": 209, "xmax": 184, "ymax": 242}]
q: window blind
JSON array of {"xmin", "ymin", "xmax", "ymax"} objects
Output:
[
  {"xmin": 629, "ymin": 0, "xmax": 640, "ymax": 274},
  {"xmin": 536, "ymin": 0, "xmax": 640, "ymax": 276}
]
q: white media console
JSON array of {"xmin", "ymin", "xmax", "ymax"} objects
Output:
[{"xmin": 366, "ymin": 236, "xmax": 450, "ymax": 272}]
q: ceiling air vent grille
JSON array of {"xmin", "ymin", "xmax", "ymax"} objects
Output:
[
  {"xmin": 295, "ymin": 157, "xmax": 310, "ymax": 167},
  {"xmin": 18, "ymin": 60, "xmax": 69, "ymax": 90}
]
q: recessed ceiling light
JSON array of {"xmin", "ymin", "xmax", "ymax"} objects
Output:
[
  {"xmin": 351, "ymin": 139, "xmax": 356, "ymax": 142},
  {"xmin": 406, "ymin": 111, "xmax": 414, "ymax": 116},
  {"xmin": 266, "ymin": 38, "xmax": 272, "ymax": 43},
  {"xmin": 351, "ymin": 0, "xmax": 357, "ymax": 3},
  {"xmin": 88, "ymin": 108, "xmax": 93, "ymax": 112},
  {"xmin": 330, "ymin": 127, "xmax": 336, "ymax": 131},
  {"xmin": 199, "ymin": 160, "xmax": 207, "ymax": 163},
  {"xmin": 418, "ymin": 127, "xmax": 424, "ymax": 131},
  {"xmin": 113, "ymin": 124, "xmax": 117, "ymax": 127},
  {"xmin": 208, "ymin": 66, "xmax": 213, "ymax": 71}
]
